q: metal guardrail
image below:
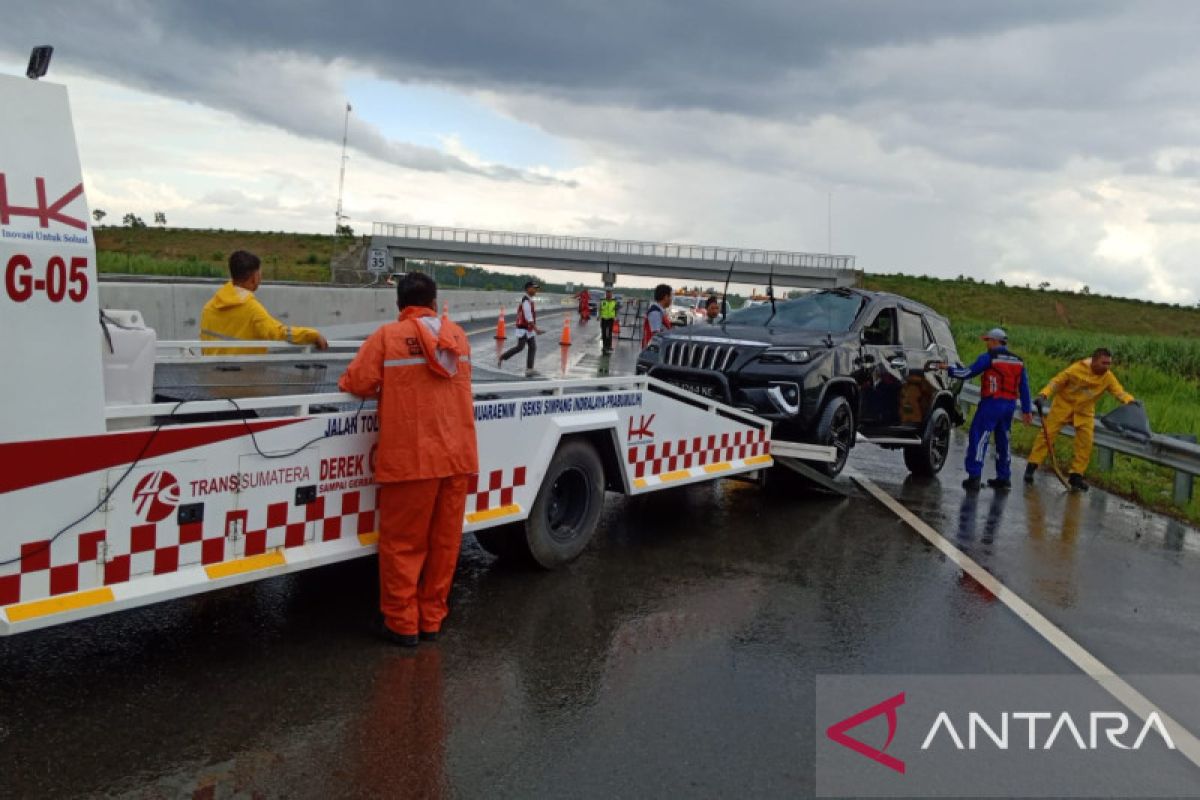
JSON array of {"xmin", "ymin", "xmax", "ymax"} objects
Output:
[
  {"xmin": 959, "ymin": 384, "xmax": 1198, "ymax": 505},
  {"xmin": 371, "ymin": 221, "xmax": 856, "ymax": 271}
]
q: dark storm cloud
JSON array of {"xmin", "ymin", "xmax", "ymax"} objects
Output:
[{"xmin": 1, "ymin": 0, "xmax": 1121, "ymax": 174}]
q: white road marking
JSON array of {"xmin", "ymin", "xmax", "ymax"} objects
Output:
[{"xmin": 853, "ymin": 473, "xmax": 1200, "ymax": 770}]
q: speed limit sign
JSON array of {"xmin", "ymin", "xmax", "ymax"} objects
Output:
[{"xmin": 367, "ymin": 248, "xmax": 389, "ymax": 274}]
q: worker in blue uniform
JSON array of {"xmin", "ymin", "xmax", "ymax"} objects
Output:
[{"xmin": 947, "ymin": 327, "xmax": 1034, "ymax": 491}]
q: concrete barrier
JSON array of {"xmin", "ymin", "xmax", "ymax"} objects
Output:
[{"xmin": 98, "ymin": 278, "xmax": 570, "ymax": 340}]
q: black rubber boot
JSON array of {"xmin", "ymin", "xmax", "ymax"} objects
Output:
[
  {"xmin": 987, "ymin": 478, "xmax": 1012, "ymax": 490},
  {"xmin": 1068, "ymin": 473, "xmax": 1089, "ymax": 492},
  {"xmin": 962, "ymin": 475, "xmax": 982, "ymax": 491},
  {"xmin": 379, "ymin": 624, "xmax": 419, "ymax": 647},
  {"xmin": 1024, "ymin": 463, "xmax": 1037, "ymax": 485}
]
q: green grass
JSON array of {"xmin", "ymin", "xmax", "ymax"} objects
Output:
[
  {"xmin": 96, "ymin": 227, "xmax": 336, "ymax": 282},
  {"xmin": 865, "ymin": 273, "xmax": 1200, "ymax": 337}
]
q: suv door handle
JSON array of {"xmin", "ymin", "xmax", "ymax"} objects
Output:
[{"xmin": 888, "ymin": 357, "xmax": 907, "ymax": 370}]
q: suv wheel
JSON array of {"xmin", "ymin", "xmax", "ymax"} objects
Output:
[
  {"xmin": 814, "ymin": 395, "xmax": 854, "ymax": 477},
  {"xmin": 903, "ymin": 406, "xmax": 952, "ymax": 476}
]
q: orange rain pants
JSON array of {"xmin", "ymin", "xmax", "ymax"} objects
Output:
[{"xmin": 378, "ymin": 476, "xmax": 470, "ymax": 636}]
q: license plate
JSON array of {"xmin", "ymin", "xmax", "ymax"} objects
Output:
[{"xmin": 666, "ymin": 378, "xmax": 719, "ymax": 399}]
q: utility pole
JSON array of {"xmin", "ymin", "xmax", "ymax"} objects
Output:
[{"xmin": 335, "ymin": 102, "xmax": 351, "ymax": 235}]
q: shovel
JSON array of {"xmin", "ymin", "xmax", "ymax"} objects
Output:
[{"xmin": 1034, "ymin": 401, "xmax": 1071, "ymax": 490}]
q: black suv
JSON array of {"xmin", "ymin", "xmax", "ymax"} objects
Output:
[{"xmin": 636, "ymin": 288, "xmax": 963, "ymax": 477}]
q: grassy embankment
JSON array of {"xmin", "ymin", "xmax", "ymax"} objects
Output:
[{"xmin": 866, "ymin": 274, "xmax": 1200, "ymax": 525}]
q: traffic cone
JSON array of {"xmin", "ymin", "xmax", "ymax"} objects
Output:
[
  {"xmin": 560, "ymin": 316, "xmax": 572, "ymax": 346},
  {"xmin": 612, "ymin": 317, "xmax": 620, "ymax": 338},
  {"xmin": 494, "ymin": 305, "xmax": 506, "ymax": 340}
]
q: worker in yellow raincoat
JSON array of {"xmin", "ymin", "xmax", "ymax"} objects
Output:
[
  {"xmin": 200, "ymin": 251, "xmax": 328, "ymax": 355},
  {"xmin": 1025, "ymin": 347, "xmax": 1134, "ymax": 491}
]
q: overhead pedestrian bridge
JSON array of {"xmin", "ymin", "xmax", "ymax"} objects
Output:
[{"xmin": 369, "ymin": 222, "xmax": 860, "ymax": 288}]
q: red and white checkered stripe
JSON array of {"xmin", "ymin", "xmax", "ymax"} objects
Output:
[
  {"xmin": 0, "ymin": 488, "xmax": 380, "ymax": 607},
  {"xmin": 627, "ymin": 428, "xmax": 769, "ymax": 478},
  {"xmin": 467, "ymin": 467, "xmax": 527, "ymax": 513}
]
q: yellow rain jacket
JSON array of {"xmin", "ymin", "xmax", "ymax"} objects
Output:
[
  {"xmin": 1029, "ymin": 358, "xmax": 1134, "ymax": 474},
  {"xmin": 200, "ymin": 282, "xmax": 322, "ymax": 355},
  {"xmin": 1038, "ymin": 358, "xmax": 1134, "ymax": 415}
]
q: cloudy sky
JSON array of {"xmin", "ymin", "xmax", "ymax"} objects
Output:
[{"xmin": 6, "ymin": 1, "xmax": 1200, "ymax": 304}]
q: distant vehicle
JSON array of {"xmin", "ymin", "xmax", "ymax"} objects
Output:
[
  {"xmin": 637, "ymin": 288, "xmax": 964, "ymax": 478},
  {"xmin": 668, "ymin": 294, "xmax": 709, "ymax": 326}
]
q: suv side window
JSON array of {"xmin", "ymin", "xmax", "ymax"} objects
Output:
[
  {"xmin": 899, "ymin": 309, "xmax": 928, "ymax": 349},
  {"xmin": 862, "ymin": 307, "xmax": 897, "ymax": 345},
  {"xmin": 924, "ymin": 315, "xmax": 955, "ymax": 351}
]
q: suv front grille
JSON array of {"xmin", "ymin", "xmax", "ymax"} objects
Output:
[{"xmin": 664, "ymin": 341, "xmax": 738, "ymax": 371}]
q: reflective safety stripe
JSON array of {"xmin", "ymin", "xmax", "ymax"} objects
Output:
[
  {"xmin": 4, "ymin": 587, "xmax": 115, "ymax": 622},
  {"xmin": 285, "ymin": 326, "xmax": 294, "ymax": 344},
  {"xmin": 200, "ymin": 328, "xmax": 241, "ymax": 341},
  {"xmin": 384, "ymin": 358, "xmax": 425, "ymax": 367}
]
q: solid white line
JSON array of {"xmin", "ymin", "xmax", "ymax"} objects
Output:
[{"xmin": 853, "ymin": 474, "xmax": 1200, "ymax": 769}]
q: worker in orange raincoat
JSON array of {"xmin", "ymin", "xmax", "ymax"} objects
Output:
[
  {"xmin": 200, "ymin": 250, "xmax": 328, "ymax": 354},
  {"xmin": 1025, "ymin": 347, "xmax": 1135, "ymax": 492},
  {"xmin": 339, "ymin": 272, "xmax": 479, "ymax": 646}
]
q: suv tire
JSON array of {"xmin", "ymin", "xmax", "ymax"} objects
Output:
[
  {"xmin": 813, "ymin": 395, "xmax": 854, "ymax": 477},
  {"xmin": 904, "ymin": 406, "xmax": 952, "ymax": 476}
]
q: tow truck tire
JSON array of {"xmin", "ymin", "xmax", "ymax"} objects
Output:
[
  {"xmin": 476, "ymin": 439, "xmax": 606, "ymax": 569},
  {"xmin": 524, "ymin": 439, "xmax": 606, "ymax": 569},
  {"xmin": 813, "ymin": 395, "xmax": 854, "ymax": 478},
  {"xmin": 904, "ymin": 406, "xmax": 952, "ymax": 476}
]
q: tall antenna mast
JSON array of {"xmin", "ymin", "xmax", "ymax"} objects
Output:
[{"xmin": 335, "ymin": 102, "xmax": 351, "ymax": 234}]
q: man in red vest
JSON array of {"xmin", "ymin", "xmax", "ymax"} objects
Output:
[
  {"xmin": 641, "ymin": 283, "xmax": 673, "ymax": 349},
  {"xmin": 498, "ymin": 280, "xmax": 545, "ymax": 375},
  {"xmin": 339, "ymin": 272, "xmax": 479, "ymax": 646}
]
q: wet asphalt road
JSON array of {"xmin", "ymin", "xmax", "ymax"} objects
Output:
[{"xmin": 3, "ymin": 320, "xmax": 1200, "ymax": 798}]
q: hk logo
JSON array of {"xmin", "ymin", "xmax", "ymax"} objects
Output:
[
  {"xmin": 0, "ymin": 174, "xmax": 87, "ymax": 230},
  {"xmin": 826, "ymin": 692, "xmax": 906, "ymax": 774},
  {"xmin": 627, "ymin": 414, "xmax": 655, "ymax": 441},
  {"xmin": 132, "ymin": 471, "xmax": 181, "ymax": 523}
]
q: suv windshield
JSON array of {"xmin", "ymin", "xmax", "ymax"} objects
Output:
[{"xmin": 725, "ymin": 291, "xmax": 864, "ymax": 331}]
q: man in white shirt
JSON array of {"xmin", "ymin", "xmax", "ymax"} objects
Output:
[{"xmin": 498, "ymin": 280, "xmax": 546, "ymax": 375}]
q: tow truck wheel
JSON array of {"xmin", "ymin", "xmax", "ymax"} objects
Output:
[
  {"xmin": 523, "ymin": 439, "xmax": 606, "ymax": 568},
  {"xmin": 476, "ymin": 439, "xmax": 605, "ymax": 569},
  {"xmin": 813, "ymin": 395, "xmax": 854, "ymax": 477},
  {"xmin": 904, "ymin": 406, "xmax": 952, "ymax": 476}
]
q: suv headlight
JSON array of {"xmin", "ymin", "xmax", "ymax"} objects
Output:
[{"xmin": 758, "ymin": 347, "xmax": 811, "ymax": 364}]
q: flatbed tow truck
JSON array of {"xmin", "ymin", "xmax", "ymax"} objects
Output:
[{"xmin": 0, "ymin": 71, "xmax": 835, "ymax": 635}]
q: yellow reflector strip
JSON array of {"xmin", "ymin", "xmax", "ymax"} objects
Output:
[
  {"xmin": 358, "ymin": 531, "xmax": 380, "ymax": 546},
  {"xmin": 660, "ymin": 469, "xmax": 691, "ymax": 483},
  {"xmin": 5, "ymin": 587, "xmax": 115, "ymax": 623},
  {"xmin": 465, "ymin": 504, "xmax": 521, "ymax": 524},
  {"xmin": 205, "ymin": 551, "xmax": 285, "ymax": 580},
  {"xmin": 745, "ymin": 455, "xmax": 773, "ymax": 466},
  {"xmin": 634, "ymin": 478, "xmax": 648, "ymax": 489},
  {"xmin": 704, "ymin": 462, "xmax": 732, "ymax": 474}
]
